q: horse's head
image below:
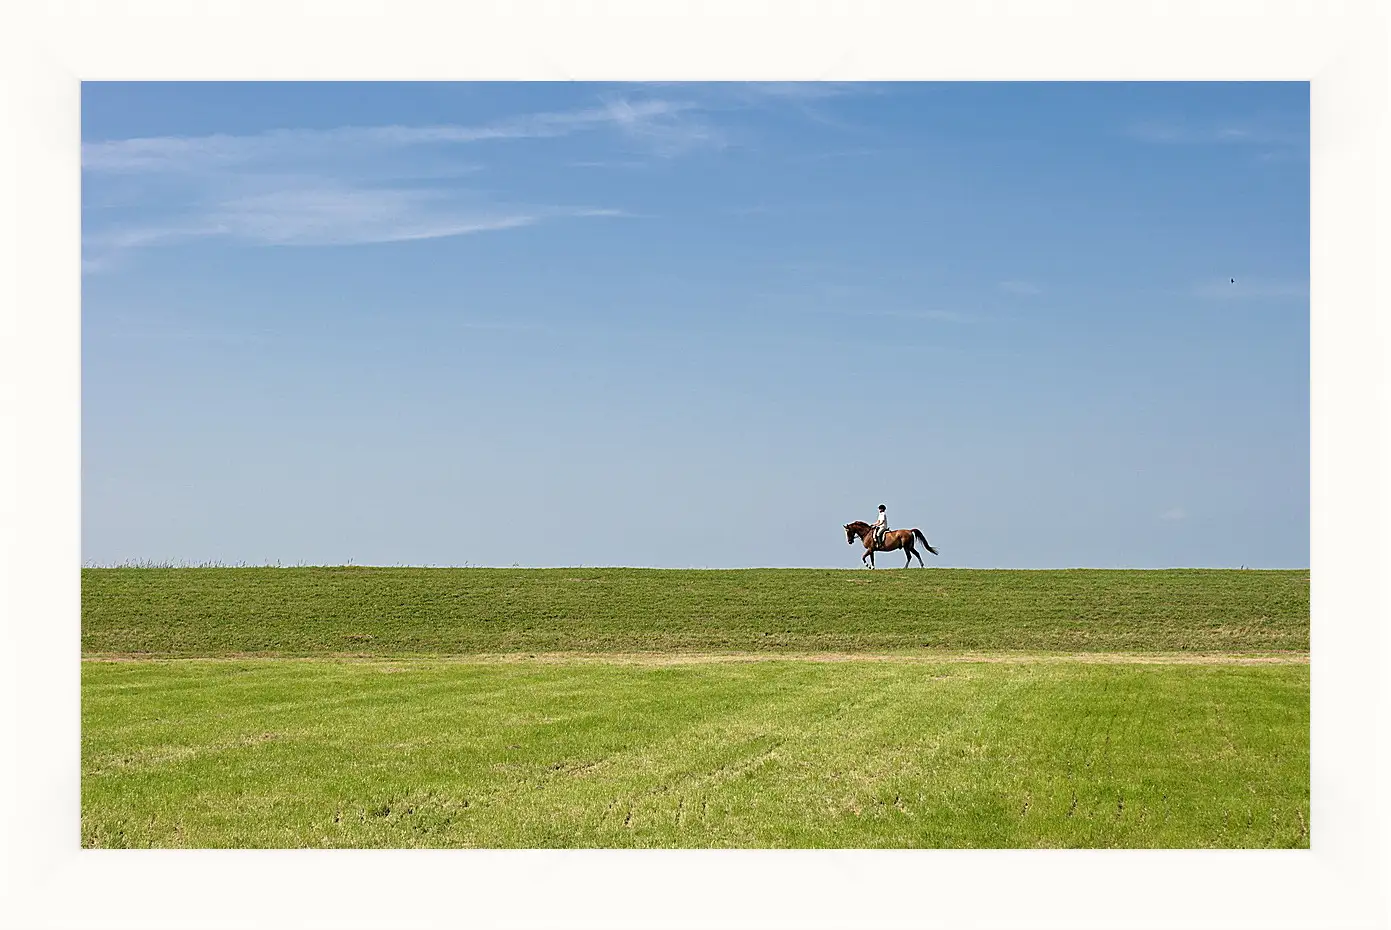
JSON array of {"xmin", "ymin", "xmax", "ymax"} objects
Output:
[{"xmin": 844, "ymin": 522, "xmax": 864, "ymax": 545}]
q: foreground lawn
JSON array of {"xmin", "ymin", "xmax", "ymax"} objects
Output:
[
  {"xmin": 82, "ymin": 657, "xmax": 1309, "ymax": 848},
  {"xmin": 82, "ymin": 567, "xmax": 1310, "ymax": 656}
]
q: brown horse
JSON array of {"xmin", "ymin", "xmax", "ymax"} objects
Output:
[{"xmin": 843, "ymin": 520, "xmax": 938, "ymax": 569}]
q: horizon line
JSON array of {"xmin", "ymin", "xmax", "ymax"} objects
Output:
[{"xmin": 80, "ymin": 563, "xmax": 1309, "ymax": 571}]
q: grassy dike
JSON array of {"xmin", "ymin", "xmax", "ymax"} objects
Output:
[{"xmin": 82, "ymin": 567, "xmax": 1310, "ymax": 657}]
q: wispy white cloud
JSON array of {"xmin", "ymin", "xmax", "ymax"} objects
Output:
[
  {"xmin": 633, "ymin": 82, "xmax": 881, "ymax": 140},
  {"xmin": 83, "ymin": 188, "xmax": 624, "ymax": 269},
  {"xmin": 200, "ymin": 186, "xmax": 538, "ymax": 246},
  {"xmin": 81, "ymin": 98, "xmax": 681, "ymax": 271},
  {"xmin": 81, "ymin": 88, "xmax": 870, "ymax": 272},
  {"xmin": 1159, "ymin": 508, "xmax": 1187, "ymax": 522},
  {"xmin": 82, "ymin": 98, "xmax": 708, "ymax": 174},
  {"xmin": 595, "ymin": 95, "xmax": 726, "ymax": 157},
  {"xmin": 999, "ymin": 280, "xmax": 1042, "ymax": 296},
  {"xmin": 733, "ymin": 82, "xmax": 877, "ymax": 133}
]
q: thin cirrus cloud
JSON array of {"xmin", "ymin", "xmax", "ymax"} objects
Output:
[
  {"xmin": 188, "ymin": 186, "xmax": 623, "ymax": 247},
  {"xmin": 82, "ymin": 187, "xmax": 624, "ymax": 271},
  {"xmin": 81, "ymin": 96, "xmax": 715, "ymax": 271},
  {"xmin": 81, "ymin": 97, "xmax": 714, "ymax": 174}
]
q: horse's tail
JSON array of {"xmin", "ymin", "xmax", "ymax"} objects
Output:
[{"xmin": 913, "ymin": 528, "xmax": 938, "ymax": 556}]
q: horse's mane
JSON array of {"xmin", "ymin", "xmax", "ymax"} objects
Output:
[{"xmin": 845, "ymin": 520, "xmax": 871, "ymax": 530}]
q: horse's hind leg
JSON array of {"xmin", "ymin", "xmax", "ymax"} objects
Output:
[
  {"xmin": 913, "ymin": 545, "xmax": 925, "ymax": 568},
  {"xmin": 903, "ymin": 539, "xmax": 922, "ymax": 567}
]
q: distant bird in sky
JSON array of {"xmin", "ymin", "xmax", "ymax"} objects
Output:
[{"xmin": 1230, "ymin": 278, "xmax": 1236, "ymax": 283}]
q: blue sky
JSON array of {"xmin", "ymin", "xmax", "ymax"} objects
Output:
[{"xmin": 81, "ymin": 82, "xmax": 1309, "ymax": 568}]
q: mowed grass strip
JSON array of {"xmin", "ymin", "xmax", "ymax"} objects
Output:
[
  {"xmin": 82, "ymin": 658, "xmax": 1309, "ymax": 849},
  {"xmin": 82, "ymin": 567, "xmax": 1309, "ymax": 657}
]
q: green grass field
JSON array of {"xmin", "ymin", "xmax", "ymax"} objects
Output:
[
  {"xmin": 81, "ymin": 568, "xmax": 1310, "ymax": 849},
  {"xmin": 82, "ymin": 567, "xmax": 1309, "ymax": 656}
]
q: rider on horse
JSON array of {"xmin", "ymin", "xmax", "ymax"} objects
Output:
[
  {"xmin": 872, "ymin": 504, "xmax": 889, "ymax": 549},
  {"xmin": 843, "ymin": 511, "xmax": 937, "ymax": 568}
]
